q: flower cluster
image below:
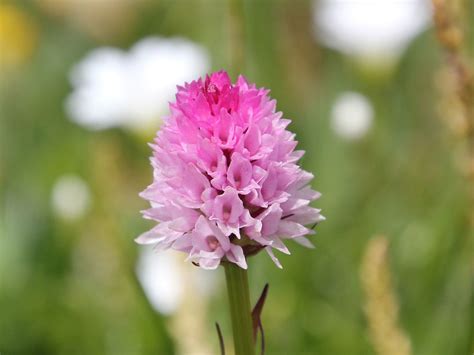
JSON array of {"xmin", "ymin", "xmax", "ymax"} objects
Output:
[{"xmin": 137, "ymin": 71, "xmax": 324, "ymax": 269}]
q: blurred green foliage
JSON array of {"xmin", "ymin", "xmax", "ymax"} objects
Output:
[{"xmin": 1, "ymin": 0, "xmax": 472, "ymax": 354}]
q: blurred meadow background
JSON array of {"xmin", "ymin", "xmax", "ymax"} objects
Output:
[{"xmin": 1, "ymin": 0, "xmax": 473, "ymax": 354}]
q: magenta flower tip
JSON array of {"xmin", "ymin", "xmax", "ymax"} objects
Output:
[{"xmin": 137, "ymin": 70, "xmax": 323, "ymax": 269}]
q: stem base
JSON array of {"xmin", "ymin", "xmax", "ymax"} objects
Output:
[{"xmin": 224, "ymin": 262, "xmax": 255, "ymax": 355}]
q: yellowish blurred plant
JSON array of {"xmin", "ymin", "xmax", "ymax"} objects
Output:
[
  {"xmin": 169, "ymin": 261, "xmax": 215, "ymax": 355},
  {"xmin": 36, "ymin": 0, "xmax": 140, "ymax": 40},
  {"xmin": 360, "ymin": 236, "xmax": 412, "ymax": 355},
  {"xmin": 432, "ymin": 4, "xmax": 474, "ymax": 353},
  {"xmin": 432, "ymin": 0, "xmax": 474, "ymax": 181},
  {"xmin": 0, "ymin": 3, "xmax": 37, "ymax": 70}
]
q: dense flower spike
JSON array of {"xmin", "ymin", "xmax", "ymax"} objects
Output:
[{"xmin": 137, "ymin": 71, "xmax": 324, "ymax": 269}]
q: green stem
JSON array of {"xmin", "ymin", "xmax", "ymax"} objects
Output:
[{"xmin": 224, "ymin": 262, "xmax": 255, "ymax": 355}]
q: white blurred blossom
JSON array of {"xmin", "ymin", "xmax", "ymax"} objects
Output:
[
  {"xmin": 136, "ymin": 249, "xmax": 217, "ymax": 316},
  {"xmin": 313, "ymin": 0, "xmax": 431, "ymax": 61},
  {"xmin": 136, "ymin": 249, "xmax": 183, "ymax": 315},
  {"xmin": 331, "ymin": 92, "xmax": 374, "ymax": 140},
  {"xmin": 66, "ymin": 37, "xmax": 210, "ymax": 131},
  {"xmin": 51, "ymin": 174, "xmax": 91, "ymax": 221}
]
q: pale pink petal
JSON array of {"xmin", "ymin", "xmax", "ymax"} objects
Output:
[
  {"xmin": 227, "ymin": 244, "xmax": 248, "ymax": 269},
  {"xmin": 265, "ymin": 247, "xmax": 283, "ymax": 269},
  {"xmin": 293, "ymin": 236, "xmax": 315, "ymax": 249}
]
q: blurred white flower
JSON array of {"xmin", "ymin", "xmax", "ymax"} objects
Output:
[
  {"xmin": 51, "ymin": 174, "xmax": 91, "ymax": 221},
  {"xmin": 136, "ymin": 249, "xmax": 218, "ymax": 316},
  {"xmin": 313, "ymin": 0, "xmax": 431, "ymax": 61},
  {"xmin": 331, "ymin": 92, "xmax": 374, "ymax": 140},
  {"xmin": 192, "ymin": 264, "xmax": 218, "ymax": 297},
  {"xmin": 136, "ymin": 249, "xmax": 183, "ymax": 315},
  {"xmin": 66, "ymin": 37, "xmax": 210, "ymax": 131}
]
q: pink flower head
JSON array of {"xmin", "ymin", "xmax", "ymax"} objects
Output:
[{"xmin": 136, "ymin": 71, "xmax": 324, "ymax": 269}]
